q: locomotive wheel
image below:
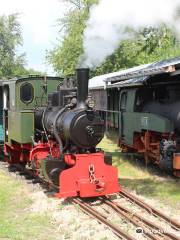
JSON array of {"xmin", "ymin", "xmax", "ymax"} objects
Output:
[
  {"xmin": 160, "ymin": 144, "xmax": 175, "ymax": 174},
  {"xmin": 40, "ymin": 157, "xmax": 66, "ymax": 186}
]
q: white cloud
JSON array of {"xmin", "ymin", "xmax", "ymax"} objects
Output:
[{"xmin": 0, "ymin": 0, "xmax": 66, "ymax": 73}]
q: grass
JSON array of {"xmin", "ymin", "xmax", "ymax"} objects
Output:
[
  {"xmin": 98, "ymin": 133, "xmax": 180, "ymax": 208},
  {"xmin": 0, "ymin": 170, "xmax": 58, "ymax": 240}
]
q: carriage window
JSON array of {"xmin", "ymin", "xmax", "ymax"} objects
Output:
[
  {"xmin": 134, "ymin": 88, "xmax": 154, "ymax": 112},
  {"xmin": 120, "ymin": 92, "xmax": 127, "ymax": 110},
  {"xmin": 20, "ymin": 83, "xmax": 34, "ymax": 103}
]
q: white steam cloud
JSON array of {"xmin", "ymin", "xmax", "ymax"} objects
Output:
[{"xmin": 81, "ymin": 0, "xmax": 180, "ymax": 68}]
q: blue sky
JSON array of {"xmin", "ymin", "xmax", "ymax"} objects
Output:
[{"xmin": 0, "ymin": 0, "xmax": 66, "ymax": 75}]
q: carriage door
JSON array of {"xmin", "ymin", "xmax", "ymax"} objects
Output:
[
  {"xmin": 3, "ymin": 85, "xmax": 10, "ymax": 142},
  {"xmin": 119, "ymin": 91, "xmax": 127, "ymax": 140}
]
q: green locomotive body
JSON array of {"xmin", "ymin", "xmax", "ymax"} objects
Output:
[{"xmin": 2, "ymin": 75, "xmax": 63, "ymax": 146}]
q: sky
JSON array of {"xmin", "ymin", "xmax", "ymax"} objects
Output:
[{"xmin": 0, "ymin": 0, "xmax": 66, "ymax": 75}]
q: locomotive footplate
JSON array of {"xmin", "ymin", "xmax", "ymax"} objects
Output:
[{"xmin": 55, "ymin": 152, "xmax": 120, "ymax": 198}]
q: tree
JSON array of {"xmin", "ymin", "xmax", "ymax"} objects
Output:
[
  {"xmin": 0, "ymin": 14, "xmax": 27, "ymax": 79},
  {"xmin": 47, "ymin": 0, "xmax": 98, "ymax": 75}
]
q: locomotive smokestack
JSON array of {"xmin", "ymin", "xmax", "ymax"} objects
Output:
[{"xmin": 76, "ymin": 68, "xmax": 89, "ymax": 107}]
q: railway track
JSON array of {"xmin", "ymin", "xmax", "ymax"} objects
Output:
[
  {"xmin": 72, "ymin": 198, "xmax": 135, "ymax": 240},
  {"xmin": 1, "ymin": 162, "xmax": 180, "ymax": 240},
  {"xmin": 103, "ymin": 195, "xmax": 180, "ymax": 240},
  {"xmin": 71, "ymin": 194, "xmax": 180, "ymax": 240},
  {"xmin": 119, "ymin": 189, "xmax": 180, "ymax": 231}
]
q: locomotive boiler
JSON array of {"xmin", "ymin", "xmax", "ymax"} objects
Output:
[
  {"xmin": 3, "ymin": 69, "xmax": 120, "ymax": 198},
  {"xmin": 35, "ymin": 68, "xmax": 104, "ymax": 152}
]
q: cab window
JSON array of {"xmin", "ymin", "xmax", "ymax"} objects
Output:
[
  {"xmin": 20, "ymin": 83, "xmax": 34, "ymax": 103},
  {"xmin": 120, "ymin": 92, "xmax": 127, "ymax": 111}
]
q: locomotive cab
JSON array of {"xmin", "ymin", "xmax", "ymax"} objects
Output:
[{"xmin": 3, "ymin": 75, "xmax": 63, "ymax": 163}]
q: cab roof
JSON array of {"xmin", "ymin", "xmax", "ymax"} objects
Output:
[{"xmin": 2, "ymin": 75, "xmax": 63, "ymax": 85}]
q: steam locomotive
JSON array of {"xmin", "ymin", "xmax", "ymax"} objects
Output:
[{"xmin": 2, "ymin": 69, "xmax": 120, "ymax": 198}]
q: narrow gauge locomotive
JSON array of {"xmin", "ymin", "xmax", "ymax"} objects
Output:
[
  {"xmin": 2, "ymin": 69, "xmax": 120, "ymax": 198},
  {"xmin": 89, "ymin": 57, "xmax": 180, "ymax": 177}
]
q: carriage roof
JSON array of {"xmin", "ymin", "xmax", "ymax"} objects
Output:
[{"xmin": 89, "ymin": 56, "xmax": 180, "ymax": 89}]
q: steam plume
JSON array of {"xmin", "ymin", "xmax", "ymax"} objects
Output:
[{"xmin": 81, "ymin": 0, "xmax": 180, "ymax": 68}]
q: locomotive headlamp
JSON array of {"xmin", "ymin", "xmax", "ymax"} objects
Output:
[{"xmin": 86, "ymin": 98, "xmax": 95, "ymax": 109}]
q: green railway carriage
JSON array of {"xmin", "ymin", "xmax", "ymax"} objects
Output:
[
  {"xmin": 106, "ymin": 82, "xmax": 174, "ymax": 143},
  {"xmin": 2, "ymin": 75, "xmax": 63, "ymax": 145},
  {"xmin": 89, "ymin": 57, "xmax": 180, "ymax": 176}
]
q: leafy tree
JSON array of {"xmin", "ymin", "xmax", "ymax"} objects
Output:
[
  {"xmin": 47, "ymin": 0, "xmax": 98, "ymax": 75},
  {"xmin": 0, "ymin": 14, "xmax": 28, "ymax": 78},
  {"xmin": 0, "ymin": 14, "xmax": 43, "ymax": 79}
]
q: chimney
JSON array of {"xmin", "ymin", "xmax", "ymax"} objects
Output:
[{"xmin": 76, "ymin": 68, "xmax": 89, "ymax": 107}]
